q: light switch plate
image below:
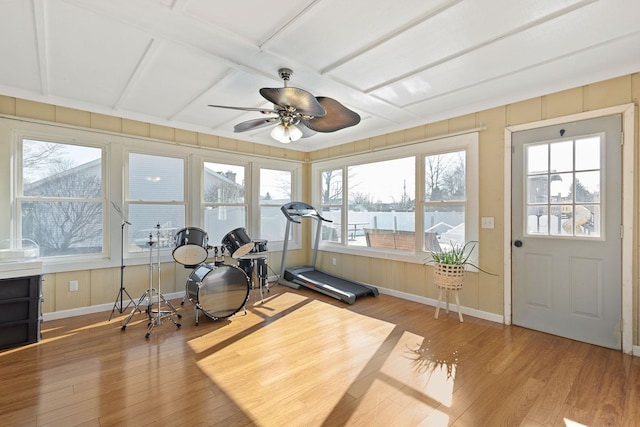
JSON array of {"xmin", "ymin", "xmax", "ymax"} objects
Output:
[{"xmin": 481, "ymin": 217, "xmax": 494, "ymax": 229}]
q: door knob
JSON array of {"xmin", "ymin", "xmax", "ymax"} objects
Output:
[{"xmin": 514, "ymin": 240, "xmax": 523, "ymax": 247}]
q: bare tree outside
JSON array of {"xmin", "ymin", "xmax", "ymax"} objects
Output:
[
  {"xmin": 426, "ymin": 150, "xmax": 465, "ymax": 203},
  {"xmin": 261, "ymin": 168, "xmax": 291, "ymax": 202},
  {"xmin": 21, "ymin": 140, "xmax": 103, "ymax": 256},
  {"xmin": 321, "ymin": 169, "xmax": 343, "ymax": 205},
  {"xmin": 22, "ymin": 141, "xmax": 66, "ymax": 182}
]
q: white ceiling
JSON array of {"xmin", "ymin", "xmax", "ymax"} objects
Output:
[{"xmin": 1, "ymin": 0, "xmax": 639, "ymax": 152}]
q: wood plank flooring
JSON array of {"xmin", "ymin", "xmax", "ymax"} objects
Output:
[{"xmin": 1, "ymin": 283, "xmax": 638, "ymax": 426}]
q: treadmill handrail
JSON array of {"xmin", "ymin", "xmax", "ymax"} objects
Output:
[{"xmin": 280, "ymin": 201, "xmax": 332, "ymax": 223}]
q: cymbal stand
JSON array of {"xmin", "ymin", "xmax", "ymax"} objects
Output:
[
  {"xmin": 109, "ymin": 204, "xmax": 138, "ymax": 320},
  {"xmin": 145, "ymin": 224, "xmax": 181, "ymax": 339},
  {"xmin": 120, "ymin": 233, "xmax": 155, "ymax": 331}
]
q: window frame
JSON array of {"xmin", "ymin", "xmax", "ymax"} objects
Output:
[
  {"xmin": 523, "ymin": 134, "xmax": 604, "ymax": 240},
  {"xmin": 197, "ymin": 156, "xmax": 251, "ymax": 250},
  {"xmin": 14, "ymin": 128, "xmax": 109, "ymax": 265},
  {"xmin": 252, "ymin": 162, "xmax": 301, "ymax": 252},
  {"xmin": 311, "ymin": 132, "xmax": 479, "ymax": 264},
  {"xmin": 3, "ymin": 117, "xmax": 302, "ymax": 273},
  {"xmin": 124, "ymin": 149, "xmax": 188, "ymax": 257}
]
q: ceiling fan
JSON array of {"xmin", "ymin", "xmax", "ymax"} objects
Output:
[{"xmin": 208, "ymin": 68, "xmax": 361, "ymax": 143}]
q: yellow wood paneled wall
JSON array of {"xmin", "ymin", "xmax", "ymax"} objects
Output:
[
  {"xmin": 309, "ymin": 73, "xmax": 639, "ymax": 344},
  {"xmin": 0, "ymin": 73, "xmax": 638, "ymax": 347}
]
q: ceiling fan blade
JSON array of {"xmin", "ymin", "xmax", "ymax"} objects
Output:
[
  {"xmin": 301, "ymin": 97, "xmax": 361, "ymax": 133},
  {"xmin": 259, "ymin": 87, "xmax": 326, "ymax": 117},
  {"xmin": 233, "ymin": 117, "xmax": 278, "ymax": 132},
  {"xmin": 296, "ymin": 122, "xmax": 318, "ymax": 138},
  {"xmin": 208, "ymin": 104, "xmax": 278, "ymax": 114}
]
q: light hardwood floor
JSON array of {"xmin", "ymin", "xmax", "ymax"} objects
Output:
[{"xmin": 1, "ymin": 283, "xmax": 638, "ymax": 426}]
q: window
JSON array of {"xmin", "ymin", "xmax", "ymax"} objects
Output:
[
  {"xmin": 319, "ymin": 169, "xmax": 343, "ymax": 242},
  {"xmin": 525, "ymin": 136, "xmax": 601, "ymax": 238},
  {"xmin": 6, "ymin": 117, "xmax": 302, "ymax": 270},
  {"xmin": 259, "ymin": 168, "xmax": 292, "ymax": 243},
  {"xmin": 312, "ymin": 132, "xmax": 478, "ymax": 262},
  {"xmin": 318, "ymin": 157, "xmax": 416, "ymax": 250},
  {"xmin": 127, "ymin": 153, "xmax": 185, "ymax": 253},
  {"xmin": 319, "ymin": 157, "xmax": 418, "ymax": 248},
  {"xmin": 19, "ymin": 139, "xmax": 104, "ymax": 257},
  {"xmin": 423, "ymin": 150, "xmax": 466, "ymax": 251},
  {"xmin": 202, "ymin": 161, "xmax": 248, "ymax": 245}
]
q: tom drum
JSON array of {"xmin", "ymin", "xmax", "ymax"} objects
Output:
[
  {"xmin": 251, "ymin": 239, "xmax": 268, "ymax": 253},
  {"xmin": 221, "ymin": 227, "xmax": 254, "ymax": 259},
  {"xmin": 173, "ymin": 227, "xmax": 209, "ymax": 266}
]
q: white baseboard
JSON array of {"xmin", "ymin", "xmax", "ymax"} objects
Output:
[
  {"xmin": 41, "ymin": 287, "xmax": 639, "ymax": 359},
  {"xmin": 43, "ymin": 284, "xmax": 504, "ymax": 324},
  {"xmin": 42, "ymin": 291, "xmax": 184, "ymax": 321},
  {"xmin": 377, "ymin": 288, "xmax": 640, "ymax": 357},
  {"xmin": 42, "ymin": 275, "xmax": 283, "ymax": 322},
  {"xmin": 43, "ymin": 286, "xmax": 504, "ymax": 323},
  {"xmin": 376, "ymin": 286, "xmax": 505, "ymax": 324}
]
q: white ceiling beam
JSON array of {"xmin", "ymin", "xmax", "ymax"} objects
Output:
[
  {"xmin": 32, "ymin": 0, "xmax": 49, "ymax": 96},
  {"xmin": 364, "ymin": 0, "xmax": 600, "ymax": 94}
]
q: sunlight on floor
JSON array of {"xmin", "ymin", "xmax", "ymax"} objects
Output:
[
  {"xmin": 564, "ymin": 419, "xmax": 589, "ymax": 427},
  {"xmin": 380, "ymin": 331, "xmax": 457, "ymax": 407},
  {"xmin": 191, "ymin": 293, "xmax": 397, "ymax": 424},
  {"xmin": 186, "ymin": 291, "xmax": 309, "ymax": 354},
  {"xmin": 183, "ymin": 289, "xmax": 464, "ymax": 425}
]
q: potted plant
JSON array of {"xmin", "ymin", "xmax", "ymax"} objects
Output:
[{"xmin": 425, "ymin": 240, "xmax": 494, "ymax": 322}]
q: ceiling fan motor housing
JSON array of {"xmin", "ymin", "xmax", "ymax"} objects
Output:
[{"xmin": 278, "ymin": 68, "xmax": 293, "ymax": 83}]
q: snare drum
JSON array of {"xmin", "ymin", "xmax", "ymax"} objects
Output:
[
  {"xmin": 221, "ymin": 227, "xmax": 254, "ymax": 259},
  {"xmin": 186, "ymin": 263, "xmax": 250, "ymax": 322},
  {"xmin": 173, "ymin": 227, "xmax": 209, "ymax": 266}
]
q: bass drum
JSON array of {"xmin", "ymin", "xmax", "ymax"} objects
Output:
[{"xmin": 186, "ymin": 264, "xmax": 250, "ymax": 321}]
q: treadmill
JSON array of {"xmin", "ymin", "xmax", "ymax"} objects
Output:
[{"xmin": 278, "ymin": 201, "xmax": 379, "ymax": 304}]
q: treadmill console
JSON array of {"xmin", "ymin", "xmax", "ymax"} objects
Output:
[{"xmin": 281, "ymin": 202, "xmax": 332, "ymax": 223}]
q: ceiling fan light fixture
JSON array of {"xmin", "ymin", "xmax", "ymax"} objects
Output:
[
  {"xmin": 209, "ymin": 67, "xmax": 360, "ymax": 142},
  {"xmin": 270, "ymin": 123, "xmax": 302, "ymax": 144}
]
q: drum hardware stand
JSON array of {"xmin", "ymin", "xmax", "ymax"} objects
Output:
[
  {"xmin": 145, "ymin": 225, "xmax": 181, "ymax": 338},
  {"xmin": 239, "ymin": 254, "xmax": 270, "ymax": 304},
  {"xmin": 184, "ymin": 276, "xmax": 211, "ymax": 326},
  {"xmin": 109, "ymin": 202, "xmax": 138, "ymax": 320},
  {"xmin": 255, "ymin": 256, "xmax": 269, "ymax": 302},
  {"xmin": 121, "ymin": 226, "xmax": 182, "ymax": 336}
]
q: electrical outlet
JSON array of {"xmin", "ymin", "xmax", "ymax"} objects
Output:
[
  {"xmin": 332, "ymin": 257, "xmax": 337, "ymax": 266},
  {"xmin": 481, "ymin": 217, "xmax": 495, "ymax": 229},
  {"xmin": 69, "ymin": 280, "xmax": 79, "ymax": 292}
]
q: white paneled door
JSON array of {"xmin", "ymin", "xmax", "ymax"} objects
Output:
[{"xmin": 511, "ymin": 115, "xmax": 622, "ymax": 350}]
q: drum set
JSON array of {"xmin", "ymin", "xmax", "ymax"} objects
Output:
[
  {"xmin": 175, "ymin": 226, "xmax": 270, "ymax": 325},
  {"xmin": 121, "ymin": 225, "xmax": 269, "ymax": 334}
]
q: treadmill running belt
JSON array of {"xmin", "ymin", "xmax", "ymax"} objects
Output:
[{"xmin": 294, "ymin": 269, "xmax": 375, "ymax": 298}]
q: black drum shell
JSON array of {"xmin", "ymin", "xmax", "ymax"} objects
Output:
[
  {"xmin": 251, "ymin": 239, "xmax": 268, "ymax": 253},
  {"xmin": 221, "ymin": 227, "xmax": 254, "ymax": 258},
  {"xmin": 173, "ymin": 227, "xmax": 209, "ymax": 266}
]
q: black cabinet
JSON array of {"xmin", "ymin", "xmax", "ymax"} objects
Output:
[{"xmin": 0, "ymin": 274, "xmax": 42, "ymax": 350}]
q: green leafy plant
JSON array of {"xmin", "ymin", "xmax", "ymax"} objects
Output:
[
  {"xmin": 426, "ymin": 240, "xmax": 497, "ymax": 275},
  {"xmin": 429, "ymin": 240, "xmax": 476, "ymax": 265}
]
